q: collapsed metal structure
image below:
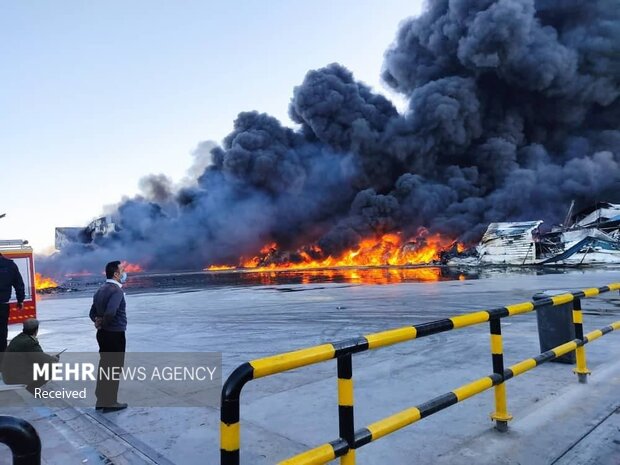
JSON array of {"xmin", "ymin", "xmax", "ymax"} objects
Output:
[
  {"xmin": 449, "ymin": 202, "xmax": 620, "ymax": 266},
  {"xmin": 55, "ymin": 216, "xmax": 116, "ymax": 250}
]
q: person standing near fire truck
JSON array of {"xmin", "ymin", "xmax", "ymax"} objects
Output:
[
  {"xmin": 0, "ymin": 252, "xmax": 25, "ymax": 367},
  {"xmin": 89, "ymin": 260, "xmax": 128, "ymax": 413}
]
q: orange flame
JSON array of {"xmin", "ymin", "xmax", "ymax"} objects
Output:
[
  {"xmin": 121, "ymin": 261, "xmax": 143, "ymax": 273},
  {"xmin": 206, "ymin": 265, "xmax": 236, "ymax": 271},
  {"xmin": 338, "ymin": 267, "xmax": 442, "ymax": 284},
  {"xmin": 207, "ymin": 232, "xmax": 463, "ymax": 275},
  {"xmin": 35, "ymin": 273, "xmax": 58, "ymax": 290}
]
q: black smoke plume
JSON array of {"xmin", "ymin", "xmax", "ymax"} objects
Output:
[{"xmin": 41, "ymin": 0, "xmax": 620, "ymax": 275}]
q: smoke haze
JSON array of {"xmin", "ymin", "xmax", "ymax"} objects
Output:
[{"xmin": 41, "ymin": 0, "xmax": 620, "ymax": 275}]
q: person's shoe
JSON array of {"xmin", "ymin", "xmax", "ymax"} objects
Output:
[{"xmin": 101, "ymin": 402, "xmax": 127, "ymax": 413}]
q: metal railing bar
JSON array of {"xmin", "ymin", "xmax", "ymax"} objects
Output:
[{"xmin": 279, "ymin": 319, "xmax": 620, "ymax": 465}]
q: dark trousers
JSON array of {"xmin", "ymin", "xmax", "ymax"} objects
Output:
[
  {"xmin": 0, "ymin": 303, "xmax": 9, "ymax": 368},
  {"xmin": 95, "ymin": 330, "xmax": 126, "ymax": 407}
]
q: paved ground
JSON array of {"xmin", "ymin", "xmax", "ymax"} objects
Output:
[{"xmin": 1, "ymin": 268, "xmax": 619, "ymax": 464}]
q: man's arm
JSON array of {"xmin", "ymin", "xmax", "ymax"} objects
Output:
[
  {"xmin": 102, "ymin": 289, "xmax": 123, "ymax": 325},
  {"xmin": 12, "ymin": 263, "xmax": 25, "ymax": 305},
  {"xmin": 26, "ymin": 339, "xmax": 58, "ymax": 365},
  {"xmin": 89, "ymin": 301, "xmax": 97, "ymax": 322},
  {"xmin": 89, "ymin": 300, "xmax": 103, "ymax": 329}
]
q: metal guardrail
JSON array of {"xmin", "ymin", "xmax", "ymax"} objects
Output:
[
  {"xmin": 0, "ymin": 416, "xmax": 41, "ymax": 465},
  {"xmin": 220, "ymin": 283, "xmax": 620, "ymax": 465}
]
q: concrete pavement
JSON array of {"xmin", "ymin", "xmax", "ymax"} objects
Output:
[{"xmin": 1, "ymin": 268, "xmax": 619, "ymax": 464}]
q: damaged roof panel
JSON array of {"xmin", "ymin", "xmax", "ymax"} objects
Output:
[
  {"xmin": 477, "ymin": 221, "xmax": 542, "ymax": 265},
  {"xmin": 574, "ymin": 203, "xmax": 620, "ymax": 228}
]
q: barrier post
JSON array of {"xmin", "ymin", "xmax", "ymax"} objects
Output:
[
  {"xmin": 489, "ymin": 318, "xmax": 512, "ymax": 432},
  {"xmin": 337, "ymin": 354, "xmax": 356, "ymax": 465},
  {"xmin": 0, "ymin": 415, "xmax": 41, "ymax": 465},
  {"xmin": 572, "ymin": 297, "xmax": 590, "ymax": 383},
  {"xmin": 221, "ymin": 364, "xmax": 253, "ymax": 465}
]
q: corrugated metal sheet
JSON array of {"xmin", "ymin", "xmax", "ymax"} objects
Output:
[
  {"xmin": 477, "ymin": 221, "xmax": 542, "ymax": 265},
  {"xmin": 575, "ymin": 204, "xmax": 620, "ymax": 227}
]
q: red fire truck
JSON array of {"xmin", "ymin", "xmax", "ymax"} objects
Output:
[{"xmin": 0, "ymin": 240, "xmax": 37, "ymax": 324}]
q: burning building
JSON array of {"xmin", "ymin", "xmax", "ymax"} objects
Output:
[
  {"xmin": 55, "ymin": 216, "xmax": 116, "ymax": 250},
  {"xmin": 449, "ymin": 202, "xmax": 620, "ymax": 266},
  {"xmin": 41, "ymin": 0, "xmax": 620, "ymax": 277}
]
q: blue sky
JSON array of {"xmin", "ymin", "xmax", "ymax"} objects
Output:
[{"xmin": 1, "ymin": 0, "xmax": 423, "ymax": 253}]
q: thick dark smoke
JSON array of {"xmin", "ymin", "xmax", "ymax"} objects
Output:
[{"xmin": 41, "ymin": 0, "xmax": 620, "ymax": 275}]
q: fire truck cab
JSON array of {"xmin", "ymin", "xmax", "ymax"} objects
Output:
[{"xmin": 0, "ymin": 240, "xmax": 37, "ymax": 324}]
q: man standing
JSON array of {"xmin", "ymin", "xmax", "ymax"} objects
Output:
[
  {"xmin": 89, "ymin": 260, "xmax": 128, "ymax": 413},
  {"xmin": 0, "ymin": 252, "xmax": 25, "ymax": 366}
]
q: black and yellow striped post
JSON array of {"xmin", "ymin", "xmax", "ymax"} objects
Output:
[
  {"xmin": 489, "ymin": 318, "xmax": 512, "ymax": 432},
  {"xmin": 572, "ymin": 297, "xmax": 591, "ymax": 383},
  {"xmin": 337, "ymin": 354, "xmax": 356, "ymax": 465},
  {"xmin": 221, "ymin": 396, "xmax": 241, "ymax": 465},
  {"xmin": 221, "ymin": 364, "xmax": 253, "ymax": 465}
]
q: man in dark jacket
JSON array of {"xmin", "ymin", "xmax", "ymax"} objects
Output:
[
  {"xmin": 89, "ymin": 260, "xmax": 128, "ymax": 412},
  {"xmin": 1, "ymin": 319, "xmax": 58, "ymax": 394},
  {"xmin": 0, "ymin": 253, "xmax": 25, "ymax": 366}
]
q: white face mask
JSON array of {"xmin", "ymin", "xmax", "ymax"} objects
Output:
[{"xmin": 119, "ymin": 272, "xmax": 128, "ymax": 284}]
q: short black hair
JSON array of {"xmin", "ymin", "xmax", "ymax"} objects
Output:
[
  {"xmin": 23, "ymin": 319, "xmax": 39, "ymax": 336},
  {"xmin": 105, "ymin": 261, "xmax": 121, "ymax": 279}
]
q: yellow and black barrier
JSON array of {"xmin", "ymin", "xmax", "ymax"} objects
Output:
[
  {"xmin": 280, "ymin": 320, "xmax": 620, "ymax": 465},
  {"xmin": 337, "ymin": 354, "xmax": 355, "ymax": 465},
  {"xmin": 220, "ymin": 283, "xmax": 620, "ymax": 465}
]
